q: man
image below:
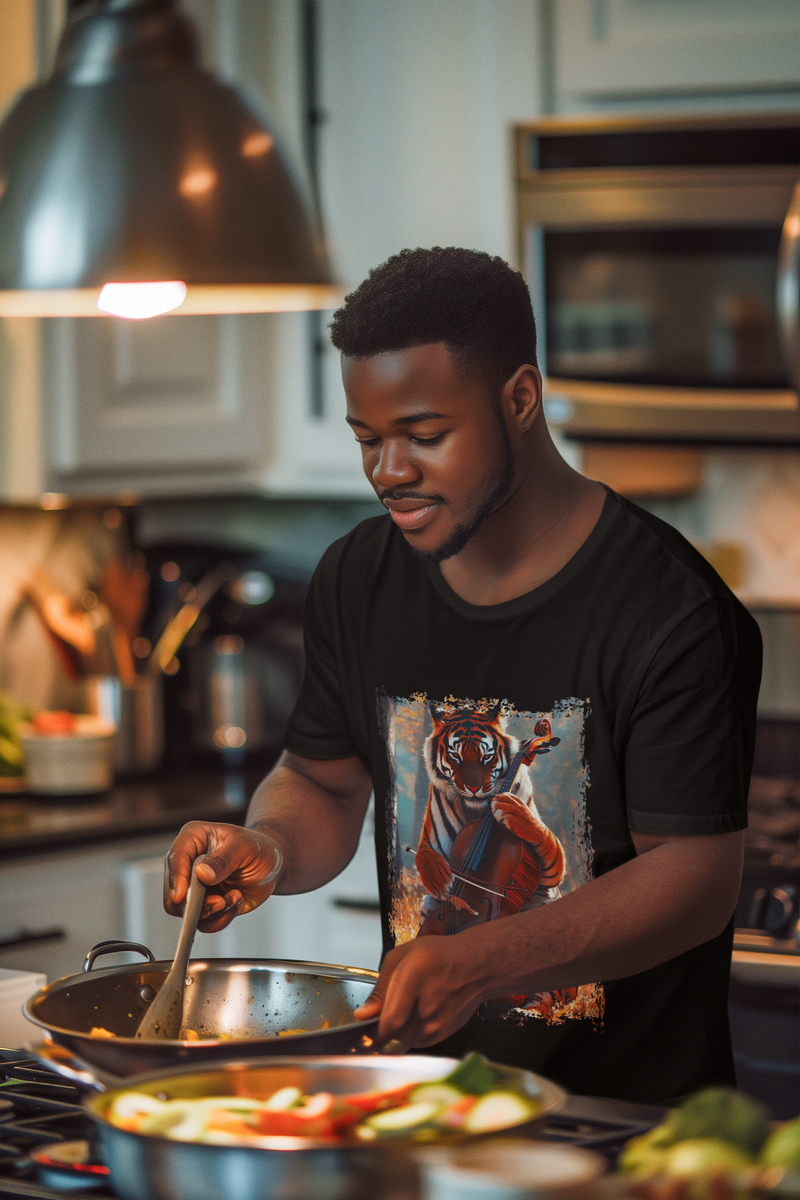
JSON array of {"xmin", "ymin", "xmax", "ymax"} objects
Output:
[{"xmin": 165, "ymin": 247, "xmax": 761, "ymax": 1104}]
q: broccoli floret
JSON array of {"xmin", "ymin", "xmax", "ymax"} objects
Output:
[
  {"xmin": 665, "ymin": 1088, "xmax": 770, "ymax": 1157},
  {"xmin": 762, "ymin": 1117, "xmax": 800, "ymax": 1171}
]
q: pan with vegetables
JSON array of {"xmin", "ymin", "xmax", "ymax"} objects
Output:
[{"xmin": 83, "ymin": 1053, "xmax": 565, "ymax": 1200}]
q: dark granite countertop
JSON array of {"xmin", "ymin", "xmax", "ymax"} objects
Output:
[{"xmin": 0, "ymin": 761, "xmax": 270, "ymax": 859}]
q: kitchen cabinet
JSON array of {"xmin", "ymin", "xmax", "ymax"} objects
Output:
[
  {"xmin": 0, "ymin": 833, "xmax": 179, "ymax": 985},
  {"xmin": 7, "ymin": 0, "xmax": 369, "ymax": 501},
  {"xmin": 553, "ymin": 0, "xmax": 800, "ymax": 111}
]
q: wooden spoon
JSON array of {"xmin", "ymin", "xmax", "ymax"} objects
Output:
[{"xmin": 135, "ymin": 854, "xmax": 208, "ymax": 1040}]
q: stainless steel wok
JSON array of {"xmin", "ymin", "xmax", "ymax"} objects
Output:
[
  {"xmin": 83, "ymin": 1055, "xmax": 566, "ymax": 1200},
  {"xmin": 24, "ymin": 942, "xmax": 380, "ymax": 1076}
]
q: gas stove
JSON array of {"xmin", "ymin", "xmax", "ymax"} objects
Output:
[{"xmin": 0, "ymin": 1048, "xmax": 664, "ymax": 1200}]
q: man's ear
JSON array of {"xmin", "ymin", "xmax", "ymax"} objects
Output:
[{"xmin": 503, "ymin": 364, "xmax": 542, "ymax": 432}]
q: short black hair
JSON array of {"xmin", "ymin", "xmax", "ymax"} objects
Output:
[{"xmin": 328, "ymin": 247, "xmax": 537, "ymax": 392}]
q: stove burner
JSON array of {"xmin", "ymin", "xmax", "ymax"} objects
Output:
[{"xmin": 0, "ymin": 1051, "xmax": 109, "ymax": 1200}]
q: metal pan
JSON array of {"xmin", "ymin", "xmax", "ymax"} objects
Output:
[
  {"xmin": 80, "ymin": 1054, "xmax": 566, "ymax": 1200},
  {"xmin": 24, "ymin": 942, "xmax": 380, "ymax": 1076}
]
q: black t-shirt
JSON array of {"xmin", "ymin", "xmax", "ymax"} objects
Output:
[{"xmin": 284, "ymin": 488, "xmax": 762, "ymax": 1104}]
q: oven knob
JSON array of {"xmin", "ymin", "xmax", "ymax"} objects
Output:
[{"xmin": 762, "ymin": 887, "xmax": 797, "ymax": 938}]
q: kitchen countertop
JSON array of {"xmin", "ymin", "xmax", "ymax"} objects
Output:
[{"xmin": 0, "ymin": 760, "xmax": 272, "ymax": 859}]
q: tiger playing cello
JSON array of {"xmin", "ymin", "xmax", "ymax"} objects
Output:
[{"xmin": 415, "ymin": 701, "xmax": 566, "ymax": 937}]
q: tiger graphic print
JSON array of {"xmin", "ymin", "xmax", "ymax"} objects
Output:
[
  {"xmin": 381, "ymin": 691, "xmax": 605, "ymax": 1026},
  {"xmin": 415, "ymin": 700, "xmax": 566, "ymax": 924}
]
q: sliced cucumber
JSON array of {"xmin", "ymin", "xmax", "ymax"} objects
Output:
[
  {"xmin": 463, "ymin": 1091, "xmax": 537, "ymax": 1134},
  {"xmin": 263, "ymin": 1086, "xmax": 303, "ymax": 1111},
  {"xmin": 361, "ymin": 1100, "xmax": 442, "ymax": 1138},
  {"xmin": 409, "ymin": 1083, "xmax": 464, "ymax": 1107}
]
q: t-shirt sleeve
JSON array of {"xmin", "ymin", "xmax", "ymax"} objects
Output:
[
  {"xmin": 283, "ymin": 551, "xmax": 360, "ymax": 761},
  {"xmin": 623, "ymin": 599, "xmax": 762, "ymax": 836}
]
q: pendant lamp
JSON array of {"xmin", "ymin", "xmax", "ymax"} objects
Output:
[{"xmin": 0, "ymin": 0, "xmax": 339, "ymax": 319}]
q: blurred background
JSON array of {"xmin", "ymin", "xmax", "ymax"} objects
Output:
[{"xmin": 0, "ymin": 0, "xmax": 798, "ymax": 1117}]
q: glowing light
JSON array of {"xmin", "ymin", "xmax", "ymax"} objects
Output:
[
  {"xmin": 242, "ymin": 132, "xmax": 273, "ymax": 158},
  {"xmin": 97, "ymin": 281, "xmax": 187, "ymax": 319},
  {"xmin": 179, "ymin": 167, "xmax": 217, "ymax": 196}
]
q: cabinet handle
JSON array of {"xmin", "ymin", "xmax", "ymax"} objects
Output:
[
  {"xmin": 332, "ymin": 898, "xmax": 381, "ymax": 913},
  {"xmin": 0, "ymin": 926, "xmax": 66, "ymax": 950}
]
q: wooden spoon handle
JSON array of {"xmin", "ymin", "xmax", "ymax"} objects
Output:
[
  {"xmin": 172, "ymin": 853, "xmax": 208, "ymax": 979},
  {"xmin": 135, "ymin": 853, "xmax": 208, "ymax": 1040}
]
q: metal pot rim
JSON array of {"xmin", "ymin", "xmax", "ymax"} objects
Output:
[
  {"xmin": 24, "ymin": 957, "xmax": 380, "ymax": 1045},
  {"xmin": 85, "ymin": 1054, "xmax": 565, "ymax": 1152}
]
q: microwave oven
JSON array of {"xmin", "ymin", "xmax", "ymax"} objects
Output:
[{"xmin": 515, "ymin": 113, "xmax": 800, "ymax": 445}]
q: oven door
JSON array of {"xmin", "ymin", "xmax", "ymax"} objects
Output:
[{"xmin": 518, "ymin": 165, "xmax": 800, "ymax": 443}]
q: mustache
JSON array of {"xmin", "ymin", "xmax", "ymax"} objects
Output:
[{"xmin": 378, "ymin": 489, "xmax": 447, "ymax": 505}]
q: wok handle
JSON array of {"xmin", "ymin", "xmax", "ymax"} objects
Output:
[
  {"xmin": 83, "ymin": 941, "xmax": 156, "ymax": 972},
  {"xmin": 30, "ymin": 1042, "xmax": 120, "ymax": 1093}
]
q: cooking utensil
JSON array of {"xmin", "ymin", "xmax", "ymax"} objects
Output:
[
  {"xmin": 101, "ymin": 556, "xmax": 149, "ymax": 687},
  {"xmin": 24, "ymin": 946, "xmax": 381, "ymax": 1075},
  {"xmin": 85, "ymin": 672, "xmax": 164, "ymax": 776},
  {"xmin": 37, "ymin": 1052, "xmax": 566, "ymax": 1200},
  {"xmin": 148, "ymin": 563, "xmax": 231, "ymax": 675},
  {"xmin": 24, "ymin": 567, "xmax": 97, "ymax": 680},
  {"xmin": 135, "ymin": 856, "xmax": 208, "ymax": 1040}
]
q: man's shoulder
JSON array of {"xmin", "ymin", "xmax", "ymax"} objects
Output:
[{"xmin": 603, "ymin": 490, "xmax": 734, "ymax": 606}]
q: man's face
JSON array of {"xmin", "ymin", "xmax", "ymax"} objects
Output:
[{"xmin": 343, "ymin": 343, "xmax": 516, "ymax": 562}]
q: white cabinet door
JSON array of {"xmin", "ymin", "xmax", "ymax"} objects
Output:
[
  {"xmin": 122, "ymin": 803, "xmax": 383, "ymax": 971},
  {"xmin": 554, "ymin": 0, "xmax": 800, "ymax": 108},
  {"xmin": 44, "ymin": 314, "xmax": 270, "ymax": 493},
  {"xmin": 0, "ymin": 833, "xmax": 178, "ymax": 985}
]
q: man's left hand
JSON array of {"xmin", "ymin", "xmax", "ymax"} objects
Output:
[{"xmin": 353, "ymin": 935, "xmax": 488, "ymax": 1051}]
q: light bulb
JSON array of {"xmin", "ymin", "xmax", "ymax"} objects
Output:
[{"xmin": 97, "ymin": 281, "xmax": 188, "ymax": 319}]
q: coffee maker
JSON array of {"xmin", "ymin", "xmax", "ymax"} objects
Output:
[{"xmin": 138, "ymin": 544, "xmax": 306, "ymax": 768}]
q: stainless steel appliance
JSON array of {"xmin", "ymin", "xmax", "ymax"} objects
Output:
[
  {"xmin": 731, "ymin": 717, "xmax": 800, "ymax": 1120},
  {"xmin": 515, "ymin": 113, "xmax": 800, "ymax": 444}
]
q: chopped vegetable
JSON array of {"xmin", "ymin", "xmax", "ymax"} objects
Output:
[
  {"xmin": 32, "ymin": 710, "xmax": 77, "ymax": 735},
  {"xmin": 277, "ymin": 1019, "xmax": 330, "ymax": 1037},
  {"xmin": 262, "ymin": 1086, "xmax": 303, "ymax": 1112},
  {"xmin": 762, "ymin": 1117, "xmax": 800, "ymax": 1172},
  {"xmin": 442, "ymin": 1051, "xmax": 497, "ymax": 1096},
  {"xmin": 661, "ymin": 1138, "xmax": 754, "ymax": 1178},
  {"xmin": 619, "ymin": 1086, "xmax": 792, "ymax": 1198},
  {"xmin": 358, "ymin": 1100, "xmax": 442, "ymax": 1138},
  {"xmin": 89, "ymin": 1027, "xmax": 116, "ymax": 1038},
  {"xmin": 463, "ymin": 1090, "xmax": 537, "ymax": 1134},
  {"xmin": 664, "ymin": 1087, "xmax": 770, "ymax": 1158},
  {"xmin": 0, "ymin": 692, "xmax": 34, "ymax": 776},
  {"xmin": 409, "ymin": 1083, "xmax": 464, "ymax": 1107},
  {"xmin": 104, "ymin": 1054, "xmax": 541, "ymax": 1145}
]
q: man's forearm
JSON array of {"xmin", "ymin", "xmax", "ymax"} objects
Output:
[
  {"xmin": 443, "ymin": 830, "xmax": 744, "ymax": 1003},
  {"xmin": 356, "ymin": 830, "xmax": 744, "ymax": 1049},
  {"xmin": 246, "ymin": 752, "xmax": 372, "ymax": 895}
]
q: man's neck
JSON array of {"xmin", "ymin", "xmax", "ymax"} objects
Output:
[{"xmin": 438, "ymin": 439, "xmax": 606, "ymax": 607}]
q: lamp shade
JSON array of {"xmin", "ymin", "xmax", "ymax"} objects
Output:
[{"xmin": 0, "ymin": 0, "xmax": 339, "ymax": 316}]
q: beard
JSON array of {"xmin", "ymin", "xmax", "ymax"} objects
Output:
[{"xmin": 405, "ymin": 419, "xmax": 516, "ymax": 563}]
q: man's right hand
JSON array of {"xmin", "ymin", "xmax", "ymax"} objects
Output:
[{"xmin": 164, "ymin": 821, "xmax": 283, "ymax": 933}]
